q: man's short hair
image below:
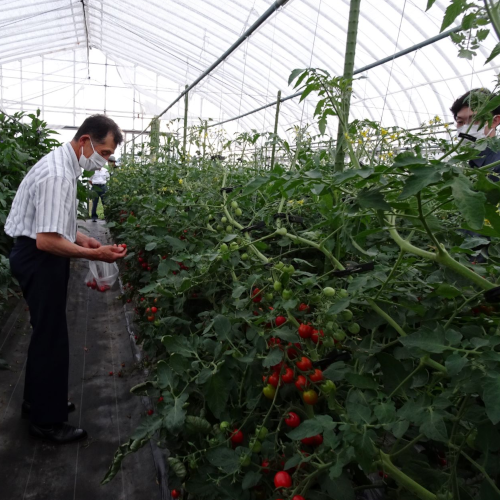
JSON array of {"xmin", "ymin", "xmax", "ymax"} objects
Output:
[
  {"xmin": 450, "ymin": 88, "xmax": 500, "ymax": 119},
  {"xmin": 74, "ymin": 114, "xmax": 123, "ymax": 146}
]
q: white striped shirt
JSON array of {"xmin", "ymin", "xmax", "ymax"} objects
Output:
[{"xmin": 4, "ymin": 142, "xmax": 82, "ymax": 243}]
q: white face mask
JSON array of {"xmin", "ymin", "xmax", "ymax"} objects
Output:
[
  {"xmin": 79, "ymin": 139, "xmax": 107, "ymax": 171},
  {"xmin": 456, "ymin": 120, "xmax": 497, "ymax": 143}
]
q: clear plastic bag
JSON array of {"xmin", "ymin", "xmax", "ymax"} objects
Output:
[{"xmin": 84, "ymin": 261, "xmax": 119, "ymax": 292}]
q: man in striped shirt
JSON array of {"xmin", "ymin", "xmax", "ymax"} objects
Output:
[{"xmin": 5, "ymin": 114, "xmax": 127, "ymax": 444}]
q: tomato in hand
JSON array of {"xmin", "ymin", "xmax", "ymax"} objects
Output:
[
  {"xmin": 284, "ymin": 412, "xmax": 301, "ymax": 428},
  {"xmin": 309, "ymin": 369, "xmax": 323, "ymax": 383},
  {"xmin": 274, "ymin": 471, "xmax": 292, "ymax": 488},
  {"xmin": 296, "ymin": 356, "xmax": 312, "ymax": 371},
  {"xmin": 303, "ymin": 389, "xmax": 318, "ymax": 405},
  {"xmin": 294, "ymin": 375, "xmax": 308, "ymax": 391}
]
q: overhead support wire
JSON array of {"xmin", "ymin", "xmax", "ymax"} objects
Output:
[
  {"xmin": 207, "ymin": 25, "xmax": 463, "ymax": 129},
  {"xmin": 126, "ymin": 0, "xmax": 291, "ymax": 145}
]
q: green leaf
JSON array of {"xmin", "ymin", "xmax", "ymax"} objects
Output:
[
  {"xmin": 161, "ymin": 335, "xmax": 194, "ymax": 357},
  {"xmin": 206, "ymin": 448, "xmax": 240, "ymax": 474},
  {"xmin": 445, "ymin": 353, "xmax": 468, "ymax": 377},
  {"xmin": 213, "ymin": 315, "xmax": 232, "ymax": 340},
  {"xmin": 222, "ymin": 234, "xmax": 238, "ymax": 242},
  {"xmin": 420, "ymin": 410, "xmax": 448, "ymax": 442},
  {"xmin": 204, "ymin": 372, "xmax": 231, "ymax": 419},
  {"xmin": 138, "ymin": 283, "xmax": 157, "ymax": 294},
  {"xmin": 426, "ymin": 0, "xmax": 437, "ymax": 11},
  {"xmin": 483, "ymin": 374, "xmax": 500, "ymax": 424},
  {"xmin": 433, "ymin": 283, "xmax": 461, "ymax": 298},
  {"xmin": 131, "ymin": 414, "xmax": 163, "ymax": 440},
  {"xmin": 398, "ymin": 167, "xmax": 441, "ymax": 200},
  {"xmin": 485, "ymin": 203, "xmax": 500, "ymax": 237},
  {"xmin": 156, "ymin": 360, "xmax": 174, "ymax": 389},
  {"xmin": 241, "ymin": 176, "xmax": 268, "ymax": 196},
  {"xmin": 145, "ymin": 242, "xmax": 157, "ymax": 251},
  {"xmin": 287, "ymin": 419, "xmax": 324, "ymax": 440},
  {"xmin": 262, "ymin": 348, "xmax": 283, "ymax": 368},
  {"xmin": 441, "ymin": 0, "xmax": 464, "ymax": 31},
  {"xmin": 374, "ymin": 402, "xmax": 397, "ymax": 423},
  {"xmin": 485, "ymin": 42, "xmax": 500, "ymax": 65},
  {"xmin": 288, "ymin": 68, "xmax": 305, "ymax": 86},
  {"xmin": 357, "ymin": 188, "xmax": 391, "ymax": 210},
  {"xmin": 451, "ymin": 176, "xmax": 486, "ymax": 230},
  {"xmin": 400, "ymin": 328, "xmax": 448, "ymax": 353},
  {"xmin": 242, "ymin": 471, "xmax": 262, "ymax": 490},
  {"xmin": 232, "ymin": 286, "xmax": 247, "ymax": 299},
  {"xmin": 345, "ymin": 390, "xmax": 372, "ymax": 424},
  {"xmin": 376, "ymin": 353, "xmax": 412, "ymax": 396},
  {"xmin": 326, "ymin": 298, "xmax": 350, "ymax": 315},
  {"xmin": 164, "ymin": 393, "xmax": 188, "ymax": 431},
  {"xmin": 392, "ymin": 153, "xmax": 428, "ymax": 168},
  {"xmin": 392, "ymin": 420, "xmax": 410, "ymax": 439},
  {"xmin": 345, "ymin": 373, "xmax": 378, "ymax": 390}
]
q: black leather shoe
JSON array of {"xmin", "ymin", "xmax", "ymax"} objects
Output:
[
  {"xmin": 22, "ymin": 400, "xmax": 76, "ymax": 419},
  {"xmin": 29, "ymin": 423, "xmax": 87, "ymax": 444}
]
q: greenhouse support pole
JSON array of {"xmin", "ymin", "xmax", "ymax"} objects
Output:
[
  {"xmin": 203, "ymin": 120, "xmax": 208, "ymax": 160},
  {"xmin": 183, "ymin": 85, "xmax": 189, "ymax": 160},
  {"xmin": 334, "ymin": 0, "xmax": 362, "ymax": 172},
  {"xmin": 270, "ymin": 90, "xmax": 282, "ymax": 169}
]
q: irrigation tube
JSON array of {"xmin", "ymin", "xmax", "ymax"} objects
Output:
[
  {"xmin": 207, "ymin": 25, "xmax": 463, "ymax": 128},
  {"xmin": 126, "ymin": 0, "xmax": 290, "ymax": 145}
]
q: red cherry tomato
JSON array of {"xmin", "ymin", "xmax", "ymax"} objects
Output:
[
  {"xmin": 273, "ymin": 471, "xmax": 292, "ymax": 488},
  {"xmin": 296, "ymin": 356, "xmax": 312, "ymax": 371},
  {"xmin": 295, "ymin": 375, "xmax": 308, "ymax": 391},
  {"xmin": 309, "ymin": 369, "xmax": 323, "ymax": 383},
  {"xmin": 261, "ymin": 459, "xmax": 270, "ymax": 474},
  {"xmin": 303, "ymin": 389, "xmax": 318, "ymax": 405},
  {"xmin": 252, "ymin": 288, "xmax": 262, "ymax": 303},
  {"xmin": 292, "ymin": 496, "xmax": 306, "ymax": 500},
  {"xmin": 268, "ymin": 373, "xmax": 280, "ymax": 388},
  {"xmin": 301, "ymin": 434, "xmax": 323, "ymax": 447},
  {"xmin": 231, "ymin": 429, "xmax": 244, "ymax": 447},
  {"xmin": 281, "ymin": 367, "xmax": 294, "ymax": 384},
  {"xmin": 147, "ymin": 315, "xmax": 155, "ymax": 322},
  {"xmin": 311, "ymin": 329, "xmax": 324, "ymax": 344},
  {"xmin": 284, "ymin": 412, "xmax": 301, "ymax": 428},
  {"xmin": 171, "ymin": 489, "xmax": 181, "ymax": 498},
  {"xmin": 151, "ymin": 306, "xmax": 158, "ymax": 313},
  {"xmin": 298, "ymin": 324, "xmax": 312, "ymax": 339},
  {"xmin": 275, "ymin": 315, "xmax": 287, "ymax": 327}
]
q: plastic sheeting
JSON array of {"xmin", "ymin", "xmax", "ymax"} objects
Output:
[{"xmin": 0, "ymin": 0, "xmax": 499, "ymax": 138}]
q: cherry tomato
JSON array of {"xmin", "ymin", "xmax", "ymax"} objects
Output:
[
  {"xmin": 151, "ymin": 306, "xmax": 158, "ymax": 313},
  {"xmin": 147, "ymin": 315, "xmax": 155, "ymax": 322},
  {"xmin": 298, "ymin": 303, "xmax": 310, "ymax": 312},
  {"xmin": 282, "ymin": 289, "xmax": 293, "ymax": 300},
  {"xmin": 320, "ymin": 380, "xmax": 337, "ymax": 394},
  {"xmin": 284, "ymin": 412, "xmax": 301, "ymax": 428},
  {"xmin": 348, "ymin": 322, "xmax": 360, "ymax": 334},
  {"xmin": 292, "ymin": 496, "xmax": 306, "ymax": 500},
  {"xmin": 263, "ymin": 384, "xmax": 276, "ymax": 399},
  {"xmin": 275, "ymin": 316, "xmax": 287, "ymax": 327},
  {"xmin": 309, "ymin": 369, "xmax": 323, "ymax": 383},
  {"xmin": 272, "ymin": 361, "xmax": 284, "ymax": 373},
  {"xmin": 273, "ymin": 281, "xmax": 282, "ymax": 292},
  {"xmin": 296, "ymin": 356, "xmax": 312, "ymax": 371},
  {"xmin": 281, "ymin": 367, "xmax": 294, "ymax": 384},
  {"xmin": 298, "ymin": 324, "xmax": 312, "ymax": 339},
  {"xmin": 311, "ymin": 329, "xmax": 324, "ymax": 344},
  {"xmin": 274, "ymin": 471, "xmax": 292, "ymax": 488},
  {"xmin": 231, "ymin": 429, "xmax": 244, "ymax": 446},
  {"xmin": 323, "ymin": 287, "xmax": 336, "ymax": 297},
  {"xmin": 261, "ymin": 459, "xmax": 270, "ymax": 474},
  {"xmin": 303, "ymin": 389, "xmax": 318, "ymax": 405},
  {"xmin": 171, "ymin": 490, "xmax": 181, "ymax": 499},
  {"xmin": 268, "ymin": 373, "xmax": 280, "ymax": 388},
  {"xmin": 252, "ymin": 288, "xmax": 262, "ymax": 303},
  {"xmin": 294, "ymin": 375, "xmax": 308, "ymax": 391}
]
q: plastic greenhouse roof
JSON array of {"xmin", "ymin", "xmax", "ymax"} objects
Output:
[{"xmin": 1, "ymin": 0, "xmax": 500, "ymax": 140}]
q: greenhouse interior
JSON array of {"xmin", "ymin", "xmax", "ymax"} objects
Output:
[{"xmin": 1, "ymin": 0, "xmax": 500, "ymax": 499}]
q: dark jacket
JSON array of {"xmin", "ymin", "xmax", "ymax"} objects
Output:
[{"xmin": 470, "ymin": 147, "xmax": 500, "ymax": 181}]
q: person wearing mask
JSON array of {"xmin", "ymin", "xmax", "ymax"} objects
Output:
[
  {"xmin": 451, "ymin": 88, "xmax": 500, "ymax": 178},
  {"xmin": 4, "ymin": 114, "xmax": 127, "ymax": 444},
  {"xmin": 89, "ymin": 155, "xmax": 111, "ymax": 222}
]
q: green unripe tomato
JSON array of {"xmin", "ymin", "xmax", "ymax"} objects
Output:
[
  {"xmin": 276, "ymin": 227, "xmax": 287, "ymax": 236},
  {"xmin": 320, "ymin": 380, "xmax": 337, "ymax": 394},
  {"xmin": 241, "ymin": 253, "xmax": 249, "ymax": 261},
  {"xmin": 323, "ymin": 287, "xmax": 336, "ymax": 297},
  {"xmin": 208, "ymin": 214, "xmax": 214, "ymax": 221},
  {"xmin": 466, "ymin": 429, "xmax": 478, "ymax": 450},
  {"xmin": 348, "ymin": 322, "xmax": 360, "ymax": 334},
  {"xmin": 240, "ymin": 454, "xmax": 251, "ymax": 467},
  {"xmin": 338, "ymin": 289, "xmax": 349, "ymax": 298},
  {"xmin": 265, "ymin": 293, "xmax": 274, "ymax": 301},
  {"xmin": 220, "ymin": 421, "xmax": 230, "ymax": 431},
  {"xmin": 226, "ymin": 225, "xmax": 233, "ymax": 233},
  {"xmin": 220, "ymin": 243, "xmax": 228, "ymax": 252},
  {"xmin": 341, "ymin": 309, "xmax": 353, "ymax": 321},
  {"xmin": 216, "ymin": 224, "xmax": 224, "ymax": 232},
  {"xmin": 231, "ymin": 201, "xmax": 238, "ymax": 209},
  {"xmin": 323, "ymin": 337, "xmax": 335, "ymax": 348},
  {"xmin": 209, "ymin": 437, "xmax": 219, "ymax": 446},
  {"xmin": 275, "ymin": 262, "xmax": 285, "ymax": 270},
  {"xmin": 273, "ymin": 281, "xmax": 282, "ymax": 292},
  {"xmin": 333, "ymin": 330, "xmax": 346, "ymax": 342},
  {"xmin": 263, "ymin": 384, "xmax": 276, "ymax": 399},
  {"xmin": 230, "ymin": 242, "xmax": 239, "ymax": 251},
  {"xmin": 256, "ymin": 426, "xmax": 268, "ymax": 440},
  {"xmin": 282, "ymin": 289, "xmax": 293, "ymax": 300},
  {"xmin": 284, "ymin": 264, "xmax": 295, "ymax": 274},
  {"xmin": 189, "ymin": 458, "xmax": 198, "ymax": 470},
  {"xmin": 249, "ymin": 439, "xmax": 262, "ymax": 453},
  {"xmin": 221, "ymin": 217, "xmax": 227, "ymax": 223},
  {"xmin": 235, "ymin": 208, "xmax": 243, "ymax": 216}
]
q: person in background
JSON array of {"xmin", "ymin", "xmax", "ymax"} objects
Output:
[
  {"xmin": 108, "ymin": 154, "xmax": 117, "ymax": 170},
  {"xmin": 4, "ymin": 114, "xmax": 127, "ymax": 444},
  {"xmin": 451, "ymin": 88, "xmax": 500, "ymax": 178},
  {"xmin": 89, "ymin": 155, "xmax": 110, "ymax": 222}
]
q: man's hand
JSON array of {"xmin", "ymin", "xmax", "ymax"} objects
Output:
[
  {"xmin": 82, "ymin": 237, "xmax": 101, "ymax": 249},
  {"xmin": 95, "ymin": 245, "xmax": 127, "ymax": 263}
]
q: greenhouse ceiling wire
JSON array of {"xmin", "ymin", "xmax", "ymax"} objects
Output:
[{"xmin": 0, "ymin": 0, "xmax": 500, "ymax": 137}]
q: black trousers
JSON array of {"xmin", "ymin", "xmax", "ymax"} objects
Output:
[{"xmin": 9, "ymin": 236, "xmax": 71, "ymax": 424}]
